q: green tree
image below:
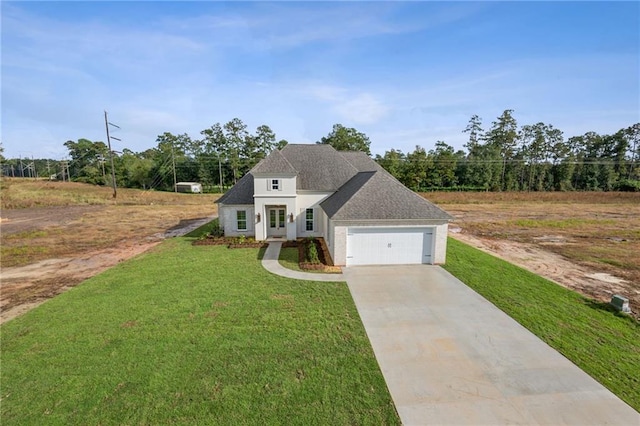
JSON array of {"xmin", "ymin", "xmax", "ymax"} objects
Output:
[
  {"xmin": 485, "ymin": 110, "xmax": 519, "ymax": 190},
  {"xmin": 249, "ymin": 124, "xmax": 277, "ymax": 167},
  {"xmin": 317, "ymin": 124, "xmax": 371, "ymax": 155},
  {"xmin": 223, "ymin": 118, "xmax": 249, "ymax": 184},
  {"xmin": 63, "ymin": 138, "xmax": 110, "ymax": 184},
  {"xmin": 429, "ymin": 141, "xmax": 458, "ymax": 187},
  {"xmin": 375, "ymin": 149, "xmax": 407, "ymax": 183},
  {"xmin": 625, "ymin": 123, "xmax": 640, "ymax": 180},
  {"xmin": 405, "ymin": 146, "xmax": 429, "ymax": 190},
  {"xmin": 201, "ymin": 123, "xmax": 228, "ymax": 191},
  {"xmin": 150, "ymin": 132, "xmax": 192, "ymax": 191}
]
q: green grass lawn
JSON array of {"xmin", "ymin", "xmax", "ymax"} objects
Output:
[
  {"xmin": 444, "ymin": 237, "xmax": 640, "ymax": 411},
  {"xmin": 279, "ymin": 247, "xmax": 303, "ymax": 272},
  {"xmin": 1, "ymin": 240, "xmax": 399, "ymax": 425}
]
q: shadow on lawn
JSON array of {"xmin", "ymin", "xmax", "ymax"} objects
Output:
[{"xmin": 583, "ymin": 298, "xmax": 639, "ymax": 323}]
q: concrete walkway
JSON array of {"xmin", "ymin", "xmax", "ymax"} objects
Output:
[
  {"xmin": 261, "ymin": 241, "xmax": 344, "ymax": 282},
  {"xmin": 344, "ymin": 265, "xmax": 639, "ymax": 426}
]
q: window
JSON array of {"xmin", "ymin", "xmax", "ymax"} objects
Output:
[
  {"xmin": 271, "ymin": 179, "xmax": 280, "ymax": 191},
  {"xmin": 305, "ymin": 208, "xmax": 314, "ymax": 232},
  {"xmin": 236, "ymin": 210, "xmax": 247, "ymax": 231}
]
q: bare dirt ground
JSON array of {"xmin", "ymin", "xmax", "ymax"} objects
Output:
[
  {"xmin": 1, "ymin": 180, "xmax": 219, "ymax": 325},
  {"xmin": 427, "ymin": 192, "xmax": 640, "ymax": 319}
]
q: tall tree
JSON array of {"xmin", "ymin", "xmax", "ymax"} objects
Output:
[
  {"xmin": 462, "ymin": 114, "xmax": 484, "ymax": 151},
  {"xmin": 317, "ymin": 124, "xmax": 371, "ymax": 155},
  {"xmin": 405, "ymin": 146, "xmax": 429, "ymax": 190},
  {"xmin": 625, "ymin": 123, "xmax": 640, "ymax": 180},
  {"xmin": 376, "ymin": 149, "xmax": 407, "ymax": 183},
  {"xmin": 429, "ymin": 141, "xmax": 458, "ymax": 187},
  {"xmin": 485, "ymin": 110, "xmax": 519, "ymax": 190},
  {"xmin": 250, "ymin": 124, "xmax": 277, "ymax": 166},
  {"xmin": 201, "ymin": 123, "xmax": 228, "ymax": 191},
  {"xmin": 223, "ymin": 118, "xmax": 249, "ymax": 184}
]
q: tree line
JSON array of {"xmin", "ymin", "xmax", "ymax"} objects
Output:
[
  {"xmin": 377, "ymin": 111, "xmax": 639, "ymax": 192},
  {"xmin": 1, "ymin": 111, "xmax": 638, "ymax": 192}
]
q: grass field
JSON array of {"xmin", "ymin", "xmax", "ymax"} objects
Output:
[
  {"xmin": 0, "ymin": 238, "xmax": 399, "ymax": 425},
  {"xmin": 443, "ymin": 238, "xmax": 640, "ymax": 411},
  {"xmin": 1, "ymin": 179, "xmax": 219, "ymax": 267},
  {"xmin": 0, "ymin": 178, "xmax": 221, "ymax": 209}
]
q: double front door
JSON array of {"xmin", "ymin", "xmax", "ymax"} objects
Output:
[{"xmin": 268, "ymin": 208, "xmax": 286, "ymax": 237}]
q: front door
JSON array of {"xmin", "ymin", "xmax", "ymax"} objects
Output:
[{"xmin": 268, "ymin": 208, "xmax": 286, "ymax": 237}]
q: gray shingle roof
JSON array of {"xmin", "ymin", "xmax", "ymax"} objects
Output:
[
  {"xmin": 338, "ymin": 151, "xmax": 385, "ymax": 172},
  {"xmin": 215, "ymin": 172, "xmax": 254, "ymax": 205},
  {"xmin": 280, "ymin": 144, "xmax": 359, "ymax": 191},
  {"xmin": 320, "ymin": 171, "xmax": 454, "ymax": 221},
  {"xmin": 218, "ymin": 144, "xmax": 452, "ymax": 222},
  {"xmin": 251, "ymin": 149, "xmax": 296, "ymax": 174}
]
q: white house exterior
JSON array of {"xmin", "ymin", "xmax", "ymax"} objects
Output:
[{"xmin": 216, "ymin": 144, "xmax": 453, "ymax": 266}]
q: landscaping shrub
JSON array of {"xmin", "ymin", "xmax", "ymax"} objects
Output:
[{"xmin": 306, "ymin": 237, "xmax": 320, "ymax": 264}]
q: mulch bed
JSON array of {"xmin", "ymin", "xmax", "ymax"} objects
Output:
[
  {"xmin": 193, "ymin": 237, "xmax": 267, "ymax": 249},
  {"xmin": 294, "ymin": 238, "xmax": 341, "ymax": 273}
]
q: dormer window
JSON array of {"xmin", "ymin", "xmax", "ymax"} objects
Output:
[{"xmin": 271, "ymin": 179, "xmax": 280, "ymax": 191}]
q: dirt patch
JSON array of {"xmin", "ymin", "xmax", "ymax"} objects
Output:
[
  {"xmin": 1, "ymin": 205, "xmax": 104, "ymax": 236},
  {"xmin": 1, "ymin": 207, "xmax": 216, "ymax": 324},
  {"xmin": 434, "ymin": 191, "xmax": 640, "ymax": 319},
  {"xmin": 451, "ymin": 233, "xmax": 637, "ymax": 311}
]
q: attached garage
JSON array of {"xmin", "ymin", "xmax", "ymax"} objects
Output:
[{"xmin": 346, "ymin": 227, "xmax": 434, "ymax": 266}]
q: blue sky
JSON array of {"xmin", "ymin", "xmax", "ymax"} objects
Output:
[{"xmin": 2, "ymin": 1, "xmax": 638, "ymax": 159}]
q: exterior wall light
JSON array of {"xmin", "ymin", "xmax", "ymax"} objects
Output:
[
  {"xmin": 256, "ymin": 213, "xmax": 261, "ymax": 223},
  {"xmin": 289, "ymin": 213, "xmax": 294, "ymax": 223}
]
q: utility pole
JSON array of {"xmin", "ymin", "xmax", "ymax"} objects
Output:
[
  {"xmin": 47, "ymin": 159, "xmax": 51, "ymax": 179},
  {"xmin": 104, "ymin": 111, "xmax": 120, "ymax": 199},
  {"xmin": 218, "ymin": 150, "xmax": 223, "ymax": 193},
  {"xmin": 171, "ymin": 142, "xmax": 177, "ymax": 192}
]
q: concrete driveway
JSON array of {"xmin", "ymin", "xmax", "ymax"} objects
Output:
[{"xmin": 344, "ymin": 265, "xmax": 639, "ymax": 425}]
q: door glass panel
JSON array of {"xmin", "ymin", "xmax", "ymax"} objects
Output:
[
  {"xmin": 279, "ymin": 210, "xmax": 286, "ymax": 228},
  {"xmin": 270, "ymin": 210, "xmax": 276, "ymax": 228}
]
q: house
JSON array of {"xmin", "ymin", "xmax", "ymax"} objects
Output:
[{"xmin": 216, "ymin": 144, "xmax": 453, "ymax": 266}]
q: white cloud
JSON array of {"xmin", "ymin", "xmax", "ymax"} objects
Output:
[{"xmin": 334, "ymin": 93, "xmax": 390, "ymax": 125}]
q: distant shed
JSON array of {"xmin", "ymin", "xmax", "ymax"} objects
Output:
[{"xmin": 176, "ymin": 182, "xmax": 203, "ymax": 193}]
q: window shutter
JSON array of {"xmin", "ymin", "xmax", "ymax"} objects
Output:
[
  {"xmin": 299, "ymin": 208, "xmax": 304, "ymax": 233},
  {"xmin": 278, "ymin": 180, "xmax": 282, "ymax": 191},
  {"xmin": 313, "ymin": 208, "xmax": 317, "ymax": 232},
  {"xmin": 266, "ymin": 180, "xmax": 271, "ymax": 191}
]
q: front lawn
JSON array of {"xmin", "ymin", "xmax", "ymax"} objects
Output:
[
  {"xmin": 444, "ymin": 237, "xmax": 640, "ymax": 411},
  {"xmin": 1, "ymin": 240, "xmax": 399, "ymax": 425}
]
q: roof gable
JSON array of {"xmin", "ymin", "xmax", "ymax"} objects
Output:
[
  {"xmin": 320, "ymin": 171, "xmax": 454, "ymax": 221},
  {"xmin": 215, "ymin": 172, "xmax": 254, "ymax": 205},
  {"xmin": 251, "ymin": 149, "xmax": 296, "ymax": 174},
  {"xmin": 280, "ymin": 144, "xmax": 359, "ymax": 191}
]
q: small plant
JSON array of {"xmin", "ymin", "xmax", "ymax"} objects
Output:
[
  {"xmin": 210, "ymin": 221, "xmax": 224, "ymax": 238},
  {"xmin": 238, "ymin": 234, "xmax": 246, "ymax": 245},
  {"xmin": 306, "ymin": 237, "xmax": 320, "ymax": 264}
]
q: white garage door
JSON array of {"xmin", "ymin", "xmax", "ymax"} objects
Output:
[{"xmin": 346, "ymin": 227, "xmax": 433, "ymax": 266}]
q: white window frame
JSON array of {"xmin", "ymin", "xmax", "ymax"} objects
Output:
[
  {"xmin": 271, "ymin": 179, "xmax": 280, "ymax": 191},
  {"xmin": 236, "ymin": 210, "xmax": 247, "ymax": 231},
  {"xmin": 305, "ymin": 208, "xmax": 314, "ymax": 232}
]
